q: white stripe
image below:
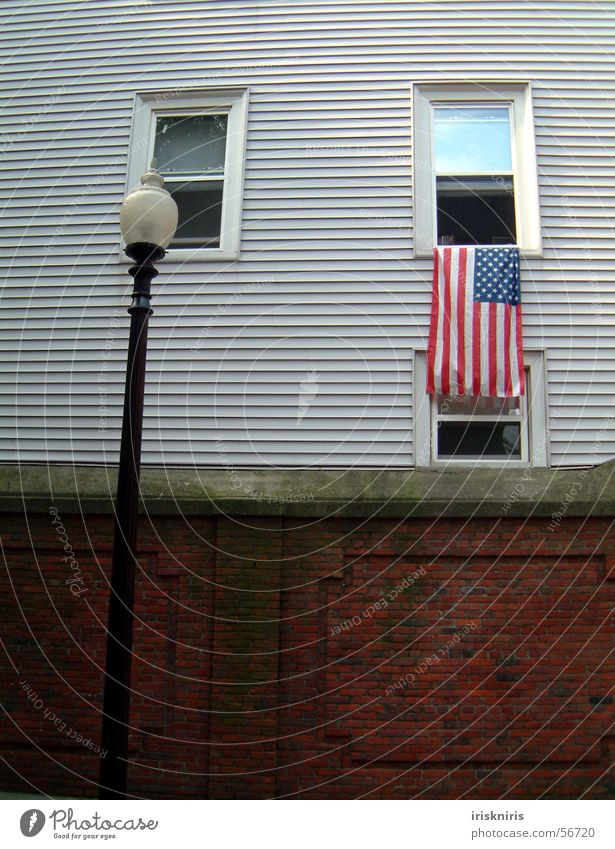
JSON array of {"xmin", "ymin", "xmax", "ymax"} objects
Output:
[
  {"xmin": 464, "ymin": 248, "xmax": 475, "ymax": 395},
  {"xmin": 496, "ymin": 303, "xmax": 505, "ymax": 397}
]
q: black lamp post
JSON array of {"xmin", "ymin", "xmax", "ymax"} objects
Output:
[{"xmin": 99, "ymin": 168, "xmax": 177, "ymax": 799}]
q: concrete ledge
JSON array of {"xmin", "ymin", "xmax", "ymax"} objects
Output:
[{"xmin": 0, "ymin": 462, "xmax": 614, "ymax": 518}]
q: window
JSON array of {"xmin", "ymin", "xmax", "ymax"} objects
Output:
[
  {"xmin": 414, "ymin": 351, "xmax": 548, "ymax": 466},
  {"xmin": 126, "ymin": 87, "xmax": 249, "ymax": 261},
  {"xmin": 434, "ymin": 393, "xmax": 527, "ymax": 461},
  {"xmin": 153, "ymin": 114, "xmax": 228, "ymax": 249},
  {"xmin": 413, "ymin": 83, "xmax": 541, "ymax": 256},
  {"xmin": 434, "ymin": 105, "xmax": 516, "ymax": 246}
]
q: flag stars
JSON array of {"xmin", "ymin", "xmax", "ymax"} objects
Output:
[{"xmin": 473, "ymin": 247, "xmax": 520, "ymax": 305}]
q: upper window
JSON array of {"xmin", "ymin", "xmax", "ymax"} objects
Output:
[
  {"xmin": 434, "ymin": 105, "xmax": 516, "ymax": 246},
  {"xmin": 126, "ymin": 87, "xmax": 248, "ymax": 261},
  {"xmin": 413, "ymin": 83, "xmax": 541, "ymax": 256},
  {"xmin": 153, "ymin": 114, "xmax": 228, "ymax": 249}
]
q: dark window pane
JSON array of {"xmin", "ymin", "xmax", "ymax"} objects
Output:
[
  {"xmin": 436, "ymin": 176, "xmax": 516, "ymax": 245},
  {"xmin": 154, "ymin": 114, "xmax": 227, "ymax": 175},
  {"xmin": 438, "ymin": 421, "xmax": 521, "ymax": 459},
  {"xmin": 168, "ymin": 181, "xmax": 223, "ymax": 249}
]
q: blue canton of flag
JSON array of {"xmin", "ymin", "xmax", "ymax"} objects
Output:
[
  {"xmin": 473, "ymin": 247, "xmax": 521, "ymax": 306},
  {"xmin": 474, "ymin": 248, "xmax": 521, "ymax": 307}
]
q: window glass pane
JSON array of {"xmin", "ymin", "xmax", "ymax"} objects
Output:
[
  {"xmin": 154, "ymin": 115, "xmax": 228, "ymax": 175},
  {"xmin": 437, "ymin": 394, "xmax": 521, "ymax": 416},
  {"xmin": 167, "ymin": 180, "xmax": 223, "ymax": 249},
  {"xmin": 438, "ymin": 421, "xmax": 521, "ymax": 458},
  {"xmin": 436, "ymin": 176, "xmax": 516, "ymax": 245},
  {"xmin": 434, "ymin": 106, "xmax": 512, "ymax": 172}
]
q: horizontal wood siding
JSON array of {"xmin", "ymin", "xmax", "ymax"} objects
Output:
[{"xmin": 1, "ymin": 0, "xmax": 614, "ymax": 467}]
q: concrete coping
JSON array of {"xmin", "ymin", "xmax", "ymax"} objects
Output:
[{"xmin": 0, "ymin": 462, "xmax": 614, "ymax": 518}]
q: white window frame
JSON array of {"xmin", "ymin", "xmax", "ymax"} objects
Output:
[
  {"xmin": 124, "ymin": 86, "xmax": 249, "ymax": 262},
  {"xmin": 413, "ymin": 82, "xmax": 542, "ymax": 257},
  {"xmin": 433, "ymin": 389, "xmax": 530, "ymax": 464},
  {"xmin": 413, "ymin": 350, "xmax": 548, "ymax": 468}
]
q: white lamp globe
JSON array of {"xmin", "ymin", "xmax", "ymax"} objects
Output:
[{"xmin": 119, "ymin": 167, "xmax": 179, "ymax": 250}]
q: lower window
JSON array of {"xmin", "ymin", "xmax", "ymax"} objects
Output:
[
  {"xmin": 413, "ymin": 350, "xmax": 547, "ymax": 467},
  {"xmin": 434, "ymin": 393, "xmax": 527, "ymax": 461}
]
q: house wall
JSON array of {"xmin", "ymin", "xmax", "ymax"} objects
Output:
[{"xmin": 1, "ymin": 1, "xmax": 615, "ymax": 468}]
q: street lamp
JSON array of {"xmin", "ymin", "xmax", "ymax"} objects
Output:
[{"xmin": 99, "ymin": 168, "xmax": 178, "ymax": 799}]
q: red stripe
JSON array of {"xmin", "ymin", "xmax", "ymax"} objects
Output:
[
  {"xmin": 456, "ymin": 247, "xmax": 467, "ymax": 394},
  {"xmin": 504, "ymin": 304, "xmax": 512, "ymax": 397},
  {"xmin": 516, "ymin": 303, "xmax": 525, "ymax": 395},
  {"xmin": 472, "ymin": 301, "xmax": 481, "ymax": 395},
  {"xmin": 426, "ymin": 248, "xmax": 439, "ymax": 393},
  {"xmin": 441, "ymin": 248, "xmax": 452, "ymax": 395},
  {"xmin": 488, "ymin": 301, "xmax": 498, "ymax": 396}
]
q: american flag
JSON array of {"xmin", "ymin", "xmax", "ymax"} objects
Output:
[{"xmin": 426, "ymin": 246, "xmax": 525, "ymax": 397}]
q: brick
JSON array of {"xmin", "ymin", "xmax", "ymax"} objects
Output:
[{"xmin": 0, "ymin": 512, "xmax": 612, "ymax": 799}]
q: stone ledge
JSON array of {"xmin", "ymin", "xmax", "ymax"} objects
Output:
[{"xmin": 0, "ymin": 462, "xmax": 614, "ymax": 518}]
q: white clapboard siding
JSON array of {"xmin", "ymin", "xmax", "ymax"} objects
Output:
[{"xmin": 1, "ymin": 1, "xmax": 614, "ymax": 468}]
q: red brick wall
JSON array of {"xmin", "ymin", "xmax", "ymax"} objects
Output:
[{"xmin": 1, "ymin": 511, "xmax": 613, "ymax": 799}]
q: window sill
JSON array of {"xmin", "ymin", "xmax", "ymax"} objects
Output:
[
  {"xmin": 427, "ymin": 459, "xmax": 531, "ymax": 468},
  {"xmin": 414, "ymin": 245, "xmax": 543, "ymax": 259},
  {"xmin": 119, "ymin": 246, "xmax": 240, "ymax": 263},
  {"xmin": 165, "ymin": 247, "xmax": 240, "ymax": 263}
]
